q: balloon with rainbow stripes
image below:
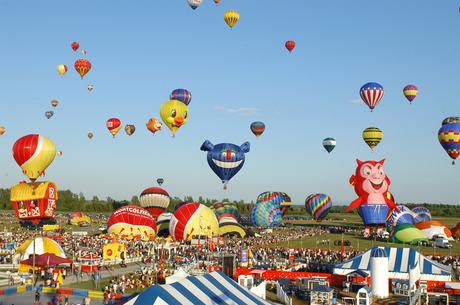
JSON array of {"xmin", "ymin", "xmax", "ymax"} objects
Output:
[{"xmin": 305, "ymin": 193, "xmax": 332, "ymax": 221}]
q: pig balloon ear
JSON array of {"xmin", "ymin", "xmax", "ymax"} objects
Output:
[
  {"xmin": 240, "ymin": 142, "xmax": 250, "ymax": 153},
  {"xmin": 356, "ymin": 159, "xmax": 363, "ymax": 166},
  {"xmin": 379, "ymin": 159, "xmax": 385, "ymax": 165},
  {"xmin": 200, "ymin": 140, "xmax": 214, "ymax": 152},
  {"xmin": 349, "ymin": 175, "xmax": 356, "ymax": 186}
]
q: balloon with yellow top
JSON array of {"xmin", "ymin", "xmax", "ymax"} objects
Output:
[
  {"xmin": 160, "ymin": 100, "xmax": 188, "ymax": 137},
  {"xmin": 224, "ymin": 10, "xmax": 240, "ymax": 29}
]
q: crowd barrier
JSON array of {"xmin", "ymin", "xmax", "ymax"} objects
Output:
[{"xmin": 0, "ymin": 284, "xmax": 118, "ymax": 299}]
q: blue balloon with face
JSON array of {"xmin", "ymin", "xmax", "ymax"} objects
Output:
[{"xmin": 200, "ymin": 140, "xmax": 250, "ymax": 189}]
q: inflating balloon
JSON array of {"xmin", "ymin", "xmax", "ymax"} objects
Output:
[
  {"xmin": 160, "ymin": 100, "xmax": 188, "ymax": 137},
  {"xmin": 387, "ymin": 205, "xmax": 415, "ymax": 227},
  {"xmin": 187, "ymin": 0, "xmax": 202, "ymax": 10},
  {"xmin": 124, "ymin": 124, "xmax": 136, "ymax": 136},
  {"xmin": 0, "ymin": 126, "xmax": 5, "ymax": 136},
  {"xmin": 224, "ymin": 10, "xmax": 240, "ymax": 29},
  {"xmin": 285, "ymin": 40, "xmax": 296, "ymax": 53},
  {"xmin": 106, "ymin": 118, "xmax": 122, "ymax": 138},
  {"xmin": 250, "ymin": 121, "xmax": 265, "ymax": 139},
  {"xmin": 305, "ymin": 194, "xmax": 332, "ymax": 221},
  {"xmin": 200, "ymin": 140, "xmax": 250, "ymax": 189},
  {"xmin": 57, "ymin": 64, "xmax": 68, "ymax": 77},
  {"xmin": 107, "ymin": 205, "xmax": 157, "ymax": 240},
  {"xmin": 211, "ymin": 202, "xmax": 241, "ymax": 222},
  {"xmin": 71, "ymin": 42, "xmax": 79, "ymax": 52},
  {"xmin": 87, "ymin": 132, "xmax": 94, "ymax": 139},
  {"xmin": 345, "ymin": 159, "xmax": 398, "ymax": 237},
  {"xmin": 51, "ymin": 100, "xmax": 59, "ymax": 108},
  {"xmin": 169, "ymin": 203, "xmax": 219, "ymax": 241},
  {"xmin": 74, "ymin": 59, "xmax": 91, "ymax": 79},
  {"xmin": 360, "ymin": 82, "xmax": 384, "ymax": 112},
  {"xmin": 412, "ymin": 206, "xmax": 432, "ymax": 223},
  {"xmin": 251, "ymin": 199, "xmax": 282, "ymax": 227},
  {"xmin": 322, "ymin": 138, "xmax": 336, "ymax": 153},
  {"xmin": 45, "ymin": 111, "xmax": 54, "ymax": 119},
  {"xmin": 438, "ymin": 122, "xmax": 460, "ymax": 164},
  {"xmin": 156, "ymin": 212, "xmax": 172, "ymax": 237},
  {"xmin": 87, "ymin": 84, "xmax": 94, "ymax": 92},
  {"xmin": 139, "ymin": 187, "xmax": 170, "ymax": 220},
  {"xmin": 170, "ymin": 89, "xmax": 192, "ymax": 106},
  {"xmin": 12, "ymin": 134, "xmax": 56, "ymax": 182},
  {"xmin": 146, "ymin": 118, "xmax": 162, "ymax": 135},
  {"xmin": 442, "ymin": 117, "xmax": 460, "ymax": 126},
  {"xmin": 363, "ymin": 127, "xmax": 382, "ymax": 151},
  {"xmin": 156, "ymin": 178, "xmax": 164, "ymax": 186},
  {"xmin": 403, "ymin": 85, "xmax": 418, "ymax": 104}
]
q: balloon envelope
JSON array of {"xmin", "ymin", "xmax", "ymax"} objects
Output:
[
  {"xmin": 224, "ymin": 10, "xmax": 240, "ymax": 29},
  {"xmin": 403, "ymin": 85, "xmax": 418, "ymax": 103},
  {"xmin": 106, "ymin": 118, "xmax": 122, "ymax": 138},
  {"xmin": 250, "ymin": 122, "xmax": 265, "ymax": 138},
  {"xmin": 322, "ymin": 138, "xmax": 336, "ymax": 153},
  {"xmin": 170, "ymin": 89, "xmax": 192, "ymax": 106},
  {"xmin": 0, "ymin": 126, "xmax": 5, "ymax": 136},
  {"xmin": 74, "ymin": 59, "xmax": 91, "ymax": 79},
  {"xmin": 187, "ymin": 0, "xmax": 202, "ymax": 9},
  {"xmin": 124, "ymin": 124, "xmax": 136, "ymax": 136},
  {"xmin": 169, "ymin": 203, "xmax": 219, "ymax": 241},
  {"xmin": 57, "ymin": 64, "xmax": 67, "ymax": 77},
  {"xmin": 363, "ymin": 127, "xmax": 382, "ymax": 150},
  {"xmin": 160, "ymin": 100, "xmax": 188, "ymax": 136},
  {"xmin": 51, "ymin": 100, "xmax": 59, "ymax": 108},
  {"xmin": 438, "ymin": 122, "xmax": 460, "ymax": 164},
  {"xmin": 251, "ymin": 199, "xmax": 282, "ymax": 227},
  {"xmin": 139, "ymin": 187, "xmax": 170, "ymax": 220},
  {"xmin": 285, "ymin": 40, "xmax": 295, "ymax": 52},
  {"xmin": 156, "ymin": 178, "xmax": 164, "ymax": 186},
  {"xmin": 146, "ymin": 118, "xmax": 162, "ymax": 134},
  {"xmin": 387, "ymin": 205, "xmax": 415, "ymax": 227},
  {"xmin": 107, "ymin": 205, "xmax": 157, "ymax": 240},
  {"xmin": 360, "ymin": 82, "xmax": 384, "ymax": 111},
  {"xmin": 71, "ymin": 42, "xmax": 79, "ymax": 51},
  {"xmin": 442, "ymin": 117, "xmax": 460, "ymax": 125},
  {"xmin": 305, "ymin": 194, "xmax": 332, "ymax": 221},
  {"xmin": 45, "ymin": 111, "xmax": 54, "ymax": 119},
  {"xmin": 87, "ymin": 132, "xmax": 94, "ymax": 139}
]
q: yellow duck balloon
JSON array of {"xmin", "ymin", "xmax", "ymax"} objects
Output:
[
  {"xmin": 224, "ymin": 10, "xmax": 240, "ymax": 29},
  {"xmin": 160, "ymin": 100, "xmax": 189, "ymax": 137}
]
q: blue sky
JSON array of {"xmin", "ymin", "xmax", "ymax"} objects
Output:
[{"xmin": 0, "ymin": 1, "xmax": 459, "ymax": 205}]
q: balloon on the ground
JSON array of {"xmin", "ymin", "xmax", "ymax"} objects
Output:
[
  {"xmin": 139, "ymin": 187, "xmax": 170, "ymax": 220},
  {"xmin": 387, "ymin": 205, "xmax": 415, "ymax": 227},
  {"xmin": 285, "ymin": 40, "xmax": 295, "ymax": 53},
  {"xmin": 305, "ymin": 194, "xmax": 332, "ymax": 221},
  {"xmin": 156, "ymin": 178, "xmax": 164, "ymax": 186},
  {"xmin": 71, "ymin": 42, "xmax": 79, "ymax": 51},
  {"xmin": 438, "ymin": 122, "xmax": 460, "ymax": 164},
  {"xmin": 57, "ymin": 64, "xmax": 68, "ymax": 77},
  {"xmin": 224, "ymin": 10, "xmax": 240, "ymax": 29},
  {"xmin": 412, "ymin": 206, "xmax": 431, "ymax": 223},
  {"xmin": 107, "ymin": 205, "xmax": 157, "ymax": 240},
  {"xmin": 211, "ymin": 202, "xmax": 241, "ymax": 222},
  {"xmin": 170, "ymin": 89, "xmax": 192, "ymax": 106},
  {"xmin": 200, "ymin": 140, "xmax": 250, "ymax": 189},
  {"xmin": 360, "ymin": 82, "xmax": 384, "ymax": 111},
  {"xmin": 250, "ymin": 122, "xmax": 265, "ymax": 139},
  {"xmin": 279, "ymin": 192, "xmax": 292, "ymax": 216},
  {"xmin": 322, "ymin": 138, "xmax": 336, "ymax": 153},
  {"xmin": 160, "ymin": 100, "xmax": 188, "ymax": 137},
  {"xmin": 389, "ymin": 224, "xmax": 428, "ymax": 245},
  {"xmin": 87, "ymin": 132, "xmax": 94, "ymax": 139},
  {"xmin": 156, "ymin": 212, "xmax": 172, "ymax": 237},
  {"xmin": 442, "ymin": 117, "xmax": 460, "ymax": 126},
  {"xmin": 345, "ymin": 159, "xmax": 398, "ymax": 230},
  {"xmin": 251, "ymin": 195, "xmax": 283, "ymax": 227},
  {"xmin": 363, "ymin": 127, "xmax": 383, "ymax": 151},
  {"xmin": 74, "ymin": 59, "xmax": 91, "ymax": 79},
  {"xmin": 169, "ymin": 203, "xmax": 219, "ymax": 241},
  {"xmin": 106, "ymin": 118, "xmax": 122, "ymax": 138},
  {"xmin": 124, "ymin": 124, "xmax": 136, "ymax": 136},
  {"xmin": 187, "ymin": 0, "xmax": 202, "ymax": 10},
  {"xmin": 146, "ymin": 118, "xmax": 162, "ymax": 135},
  {"xmin": 51, "ymin": 99, "xmax": 59, "ymax": 108},
  {"xmin": 13, "ymin": 134, "xmax": 57, "ymax": 182},
  {"xmin": 70, "ymin": 212, "xmax": 91, "ymax": 226},
  {"xmin": 45, "ymin": 111, "xmax": 54, "ymax": 119},
  {"xmin": 451, "ymin": 223, "xmax": 460, "ymax": 239},
  {"xmin": 403, "ymin": 85, "xmax": 418, "ymax": 103},
  {"xmin": 218, "ymin": 217, "xmax": 246, "ymax": 238},
  {"xmin": 414, "ymin": 221, "xmax": 454, "ymax": 240}
]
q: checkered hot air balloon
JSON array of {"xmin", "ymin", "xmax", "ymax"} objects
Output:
[
  {"xmin": 438, "ymin": 122, "xmax": 460, "ymax": 165},
  {"xmin": 360, "ymin": 82, "xmax": 384, "ymax": 112}
]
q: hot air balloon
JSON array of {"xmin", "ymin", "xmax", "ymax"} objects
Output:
[
  {"xmin": 360, "ymin": 82, "xmax": 384, "ymax": 112},
  {"xmin": 412, "ymin": 206, "xmax": 431, "ymax": 223},
  {"xmin": 224, "ymin": 10, "xmax": 240, "ymax": 29},
  {"xmin": 107, "ymin": 205, "xmax": 157, "ymax": 240},
  {"xmin": 187, "ymin": 0, "xmax": 202, "ymax": 10},
  {"xmin": 251, "ymin": 199, "xmax": 282, "ymax": 227},
  {"xmin": 200, "ymin": 140, "xmax": 250, "ymax": 189},
  {"xmin": 363, "ymin": 127, "xmax": 382, "ymax": 151},
  {"xmin": 156, "ymin": 178, "xmax": 164, "ymax": 186},
  {"xmin": 250, "ymin": 121, "xmax": 265, "ymax": 139},
  {"xmin": 71, "ymin": 42, "xmax": 79, "ymax": 51},
  {"xmin": 156, "ymin": 212, "xmax": 172, "ymax": 237},
  {"xmin": 124, "ymin": 124, "xmax": 136, "ymax": 136},
  {"xmin": 57, "ymin": 150, "xmax": 63, "ymax": 157},
  {"xmin": 51, "ymin": 100, "xmax": 59, "ymax": 108},
  {"xmin": 305, "ymin": 194, "xmax": 332, "ymax": 221},
  {"xmin": 70, "ymin": 212, "xmax": 91, "ymax": 226},
  {"xmin": 169, "ymin": 203, "xmax": 219, "ymax": 241},
  {"xmin": 146, "ymin": 118, "xmax": 162, "ymax": 135},
  {"xmin": 87, "ymin": 132, "xmax": 94, "ymax": 139},
  {"xmin": 403, "ymin": 85, "xmax": 418, "ymax": 104},
  {"xmin": 57, "ymin": 64, "xmax": 68, "ymax": 77},
  {"xmin": 279, "ymin": 192, "xmax": 292, "ymax": 216},
  {"xmin": 81, "ymin": 49, "xmax": 87, "ymax": 55},
  {"xmin": 139, "ymin": 187, "xmax": 170, "ymax": 220},
  {"xmin": 170, "ymin": 89, "xmax": 192, "ymax": 106},
  {"xmin": 387, "ymin": 205, "xmax": 415, "ymax": 227},
  {"xmin": 160, "ymin": 100, "xmax": 188, "ymax": 137},
  {"xmin": 213, "ymin": 0, "xmax": 221, "ymax": 4},
  {"xmin": 322, "ymin": 138, "xmax": 336, "ymax": 153},
  {"xmin": 442, "ymin": 117, "xmax": 460, "ymax": 126},
  {"xmin": 106, "ymin": 118, "xmax": 122, "ymax": 138},
  {"xmin": 438, "ymin": 122, "xmax": 460, "ymax": 164},
  {"xmin": 285, "ymin": 40, "xmax": 295, "ymax": 53},
  {"xmin": 12, "ymin": 134, "xmax": 56, "ymax": 182},
  {"xmin": 45, "ymin": 111, "xmax": 54, "ymax": 119},
  {"xmin": 0, "ymin": 126, "xmax": 5, "ymax": 136},
  {"xmin": 74, "ymin": 59, "xmax": 91, "ymax": 79},
  {"xmin": 211, "ymin": 202, "xmax": 241, "ymax": 222},
  {"xmin": 87, "ymin": 84, "xmax": 94, "ymax": 91}
]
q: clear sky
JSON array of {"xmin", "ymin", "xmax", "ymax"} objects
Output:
[{"xmin": 0, "ymin": 0, "xmax": 459, "ymax": 205}]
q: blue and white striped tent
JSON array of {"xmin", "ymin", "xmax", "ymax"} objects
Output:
[
  {"xmin": 124, "ymin": 270, "xmax": 273, "ymax": 305},
  {"xmin": 334, "ymin": 247, "xmax": 451, "ymax": 281}
]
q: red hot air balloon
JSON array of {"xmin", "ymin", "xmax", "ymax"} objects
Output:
[
  {"xmin": 139, "ymin": 187, "xmax": 171, "ymax": 220},
  {"xmin": 106, "ymin": 205, "xmax": 157, "ymax": 240},
  {"xmin": 285, "ymin": 40, "xmax": 296, "ymax": 53},
  {"xmin": 71, "ymin": 42, "xmax": 80, "ymax": 52},
  {"xmin": 106, "ymin": 118, "xmax": 122, "ymax": 138},
  {"xmin": 74, "ymin": 59, "xmax": 91, "ymax": 79}
]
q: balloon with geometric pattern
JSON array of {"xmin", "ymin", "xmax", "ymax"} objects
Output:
[
  {"xmin": 360, "ymin": 82, "xmax": 384, "ymax": 112},
  {"xmin": 438, "ymin": 122, "xmax": 460, "ymax": 165},
  {"xmin": 305, "ymin": 193, "xmax": 332, "ymax": 221}
]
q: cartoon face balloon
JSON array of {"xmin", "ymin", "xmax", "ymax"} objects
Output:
[
  {"xmin": 146, "ymin": 118, "xmax": 162, "ymax": 135},
  {"xmin": 200, "ymin": 140, "xmax": 250, "ymax": 189},
  {"xmin": 160, "ymin": 100, "xmax": 188, "ymax": 137},
  {"xmin": 12, "ymin": 134, "xmax": 56, "ymax": 182}
]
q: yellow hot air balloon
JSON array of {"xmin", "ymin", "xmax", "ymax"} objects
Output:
[
  {"xmin": 362, "ymin": 127, "xmax": 383, "ymax": 151},
  {"xmin": 224, "ymin": 10, "xmax": 240, "ymax": 29},
  {"xmin": 57, "ymin": 64, "xmax": 68, "ymax": 77},
  {"xmin": 160, "ymin": 100, "xmax": 189, "ymax": 137},
  {"xmin": 0, "ymin": 126, "xmax": 5, "ymax": 136}
]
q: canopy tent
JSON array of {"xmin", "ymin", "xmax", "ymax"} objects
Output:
[
  {"xmin": 333, "ymin": 247, "xmax": 451, "ymax": 282},
  {"xmin": 20, "ymin": 253, "xmax": 73, "ymax": 267},
  {"xmin": 125, "ymin": 270, "xmax": 273, "ymax": 305},
  {"xmin": 165, "ymin": 268, "xmax": 189, "ymax": 284},
  {"xmin": 14, "ymin": 237, "xmax": 66, "ymax": 263}
]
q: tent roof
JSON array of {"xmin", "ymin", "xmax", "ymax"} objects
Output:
[
  {"xmin": 128, "ymin": 270, "xmax": 273, "ymax": 305},
  {"xmin": 20, "ymin": 253, "xmax": 73, "ymax": 267},
  {"xmin": 11, "ymin": 182, "xmax": 56, "ymax": 201}
]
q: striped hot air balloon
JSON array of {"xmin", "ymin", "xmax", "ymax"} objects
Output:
[
  {"xmin": 442, "ymin": 117, "xmax": 460, "ymax": 126},
  {"xmin": 107, "ymin": 205, "xmax": 157, "ymax": 240},
  {"xmin": 438, "ymin": 122, "xmax": 460, "ymax": 164},
  {"xmin": 360, "ymin": 82, "xmax": 384, "ymax": 111},
  {"xmin": 403, "ymin": 85, "xmax": 418, "ymax": 104},
  {"xmin": 305, "ymin": 194, "xmax": 332, "ymax": 221},
  {"xmin": 363, "ymin": 127, "xmax": 383, "ymax": 151},
  {"xmin": 139, "ymin": 187, "xmax": 170, "ymax": 220},
  {"xmin": 250, "ymin": 121, "xmax": 265, "ymax": 139},
  {"xmin": 169, "ymin": 203, "xmax": 219, "ymax": 241},
  {"xmin": 251, "ymin": 194, "xmax": 283, "ymax": 227},
  {"xmin": 322, "ymin": 138, "xmax": 336, "ymax": 153}
]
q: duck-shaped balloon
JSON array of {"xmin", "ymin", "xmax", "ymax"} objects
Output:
[{"xmin": 160, "ymin": 100, "xmax": 188, "ymax": 137}]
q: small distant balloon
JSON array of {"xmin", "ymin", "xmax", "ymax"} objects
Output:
[
  {"xmin": 0, "ymin": 126, "xmax": 5, "ymax": 136},
  {"xmin": 403, "ymin": 85, "xmax": 418, "ymax": 104},
  {"xmin": 322, "ymin": 137, "xmax": 336, "ymax": 153},
  {"xmin": 45, "ymin": 111, "xmax": 54, "ymax": 119},
  {"xmin": 71, "ymin": 42, "xmax": 79, "ymax": 52},
  {"xmin": 106, "ymin": 118, "xmax": 122, "ymax": 138},
  {"xmin": 57, "ymin": 64, "xmax": 68, "ymax": 77},
  {"xmin": 51, "ymin": 100, "xmax": 59, "ymax": 108},
  {"xmin": 187, "ymin": 0, "xmax": 202, "ymax": 10},
  {"xmin": 81, "ymin": 49, "xmax": 87, "ymax": 55},
  {"xmin": 74, "ymin": 59, "xmax": 91, "ymax": 79},
  {"xmin": 213, "ymin": 0, "xmax": 221, "ymax": 4},
  {"xmin": 363, "ymin": 127, "xmax": 383, "ymax": 151},
  {"xmin": 87, "ymin": 132, "xmax": 94, "ymax": 139},
  {"xmin": 87, "ymin": 84, "xmax": 94, "ymax": 92},
  {"xmin": 170, "ymin": 89, "xmax": 192, "ymax": 106},
  {"xmin": 57, "ymin": 150, "xmax": 63, "ymax": 157},
  {"xmin": 146, "ymin": 118, "xmax": 162, "ymax": 135},
  {"xmin": 360, "ymin": 82, "xmax": 384, "ymax": 112},
  {"xmin": 125, "ymin": 124, "xmax": 136, "ymax": 136},
  {"xmin": 157, "ymin": 178, "xmax": 164, "ymax": 186},
  {"xmin": 250, "ymin": 121, "xmax": 265, "ymax": 139},
  {"xmin": 224, "ymin": 10, "xmax": 240, "ymax": 29},
  {"xmin": 285, "ymin": 40, "xmax": 296, "ymax": 53}
]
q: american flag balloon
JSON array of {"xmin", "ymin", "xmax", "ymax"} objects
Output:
[{"xmin": 360, "ymin": 82, "xmax": 384, "ymax": 112}]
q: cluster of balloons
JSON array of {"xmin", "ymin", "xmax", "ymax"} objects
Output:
[
  {"xmin": 438, "ymin": 117, "xmax": 460, "ymax": 165},
  {"xmin": 359, "ymin": 82, "xmax": 418, "ymax": 112},
  {"xmin": 57, "ymin": 41, "xmax": 92, "ymax": 80},
  {"xmin": 103, "ymin": 116, "xmax": 163, "ymax": 139},
  {"xmin": 185, "ymin": 1, "xmax": 239, "ymax": 29}
]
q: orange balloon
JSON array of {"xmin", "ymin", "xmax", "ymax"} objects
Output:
[
  {"xmin": 146, "ymin": 118, "xmax": 162, "ymax": 135},
  {"xmin": 74, "ymin": 59, "xmax": 91, "ymax": 79}
]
